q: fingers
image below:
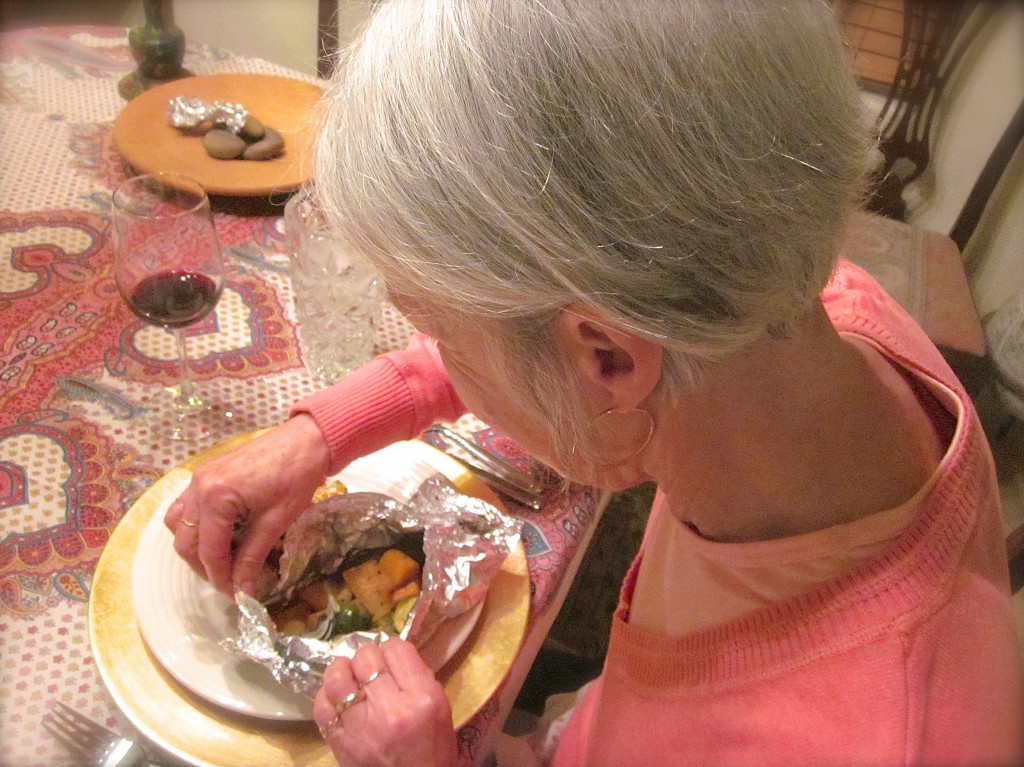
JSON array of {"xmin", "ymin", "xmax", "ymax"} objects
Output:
[
  {"xmin": 314, "ymin": 643, "xmax": 399, "ymax": 742},
  {"xmin": 161, "ymin": 417, "xmax": 333, "ymax": 596},
  {"xmin": 229, "ymin": 505, "xmax": 301, "ymax": 596},
  {"xmin": 164, "ymin": 474, "xmax": 246, "ymax": 594},
  {"xmin": 379, "ymin": 637, "xmax": 437, "ymax": 689},
  {"xmin": 315, "ymin": 642, "xmax": 402, "ymax": 726},
  {"xmin": 165, "ymin": 496, "xmax": 206, "ymax": 580},
  {"xmin": 164, "ymin": 496, "xmax": 187, "ymax": 529},
  {"xmin": 197, "ymin": 501, "xmax": 242, "ymax": 594},
  {"xmin": 313, "ymin": 640, "xmax": 458, "ymax": 766},
  {"xmin": 312, "ymin": 695, "xmax": 340, "ymax": 740},
  {"xmin": 314, "ymin": 656, "xmax": 358, "ymax": 737},
  {"xmin": 350, "ymin": 644, "xmax": 396, "ymax": 693}
]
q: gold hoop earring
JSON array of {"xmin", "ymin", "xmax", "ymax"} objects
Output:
[{"xmin": 573, "ymin": 407, "xmax": 655, "ymax": 470}]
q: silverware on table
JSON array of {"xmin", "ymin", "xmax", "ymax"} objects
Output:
[
  {"xmin": 43, "ymin": 702, "xmax": 169, "ymax": 767},
  {"xmin": 424, "ymin": 424, "xmax": 545, "ymax": 510}
]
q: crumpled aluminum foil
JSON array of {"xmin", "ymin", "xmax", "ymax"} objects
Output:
[
  {"xmin": 167, "ymin": 96, "xmax": 248, "ymax": 133},
  {"xmin": 225, "ymin": 474, "xmax": 522, "ymax": 698}
]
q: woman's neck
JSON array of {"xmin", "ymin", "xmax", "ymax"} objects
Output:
[{"xmin": 649, "ymin": 303, "xmax": 945, "ymax": 542}]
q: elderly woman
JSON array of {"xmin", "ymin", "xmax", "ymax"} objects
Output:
[{"xmin": 166, "ymin": 1, "xmax": 1024, "ymax": 765}]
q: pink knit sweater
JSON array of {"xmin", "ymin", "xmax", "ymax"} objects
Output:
[
  {"xmin": 291, "ymin": 332, "xmax": 466, "ymax": 474},
  {"xmin": 292, "ymin": 262, "xmax": 1024, "ymax": 766},
  {"xmin": 550, "ymin": 262, "xmax": 1024, "ymax": 767}
]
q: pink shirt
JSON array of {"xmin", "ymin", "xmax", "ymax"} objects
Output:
[
  {"xmin": 629, "ymin": 333, "xmax": 957, "ymax": 637},
  {"xmin": 630, "ymin": 485, "xmax": 925, "ymax": 636},
  {"xmin": 551, "ymin": 261, "xmax": 1024, "ymax": 766}
]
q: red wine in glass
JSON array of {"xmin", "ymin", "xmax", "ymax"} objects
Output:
[
  {"xmin": 112, "ymin": 173, "xmax": 236, "ymax": 440},
  {"xmin": 126, "ymin": 270, "xmax": 222, "ymax": 328}
]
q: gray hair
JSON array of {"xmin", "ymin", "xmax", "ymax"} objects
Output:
[{"xmin": 314, "ymin": 0, "xmax": 869, "ymax": 464}]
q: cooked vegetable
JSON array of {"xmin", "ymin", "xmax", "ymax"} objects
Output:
[
  {"xmin": 377, "ymin": 549, "xmax": 420, "ymax": 590},
  {"xmin": 391, "ymin": 595, "xmax": 417, "ymax": 634},
  {"xmin": 342, "ymin": 560, "xmax": 394, "ymax": 621},
  {"xmin": 297, "ymin": 580, "xmax": 330, "ymax": 612},
  {"xmin": 311, "ymin": 479, "xmax": 347, "ymax": 503},
  {"xmin": 334, "ymin": 602, "xmax": 373, "ymax": 634},
  {"xmin": 390, "ymin": 580, "xmax": 421, "ymax": 604},
  {"xmin": 267, "ymin": 547, "xmax": 422, "ymax": 640}
]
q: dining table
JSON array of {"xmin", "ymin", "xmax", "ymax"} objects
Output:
[{"xmin": 0, "ymin": 25, "xmax": 607, "ymax": 767}]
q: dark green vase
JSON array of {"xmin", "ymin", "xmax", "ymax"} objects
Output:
[{"xmin": 119, "ymin": 0, "xmax": 190, "ymax": 100}]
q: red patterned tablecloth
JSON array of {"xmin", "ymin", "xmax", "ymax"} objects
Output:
[{"xmin": 0, "ymin": 26, "xmax": 601, "ymax": 767}]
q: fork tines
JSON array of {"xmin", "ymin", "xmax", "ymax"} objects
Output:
[{"xmin": 44, "ymin": 702, "xmax": 113, "ymax": 763}]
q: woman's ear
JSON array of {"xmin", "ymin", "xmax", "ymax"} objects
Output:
[{"xmin": 557, "ymin": 304, "xmax": 663, "ymax": 409}]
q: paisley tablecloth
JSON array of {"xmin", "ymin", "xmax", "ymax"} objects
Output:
[{"xmin": 0, "ymin": 26, "xmax": 602, "ymax": 767}]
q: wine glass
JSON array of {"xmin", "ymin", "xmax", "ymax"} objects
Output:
[{"xmin": 112, "ymin": 173, "xmax": 233, "ymax": 440}]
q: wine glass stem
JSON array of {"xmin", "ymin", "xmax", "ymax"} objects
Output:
[{"xmin": 173, "ymin": 327, "xmax": 196, "ymax": 408}]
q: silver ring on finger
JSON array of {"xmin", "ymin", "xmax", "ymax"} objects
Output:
[
  {"xmin": 336, "ymin": 687, "xmax": 366, "ymax": 714},
  {"xmin": 319, "ymin": 715, "xmax": 342, "ymax": 738},
  {"xmin": 363, "ymin": 669, "xmax": 386, "ymax": 685}
]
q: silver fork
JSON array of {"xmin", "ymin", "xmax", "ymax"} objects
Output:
[
  {"xmin": 43, "ymin": 702, "xmax": 167, "ymax": 767},
  {"xmin": 424, "ymin": 424, "xmax": 545, "ymax": 510}
]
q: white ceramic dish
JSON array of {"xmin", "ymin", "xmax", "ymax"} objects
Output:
[{"xmin": 131, "ymin": 440, "xmax": 484, "ymax": 721}]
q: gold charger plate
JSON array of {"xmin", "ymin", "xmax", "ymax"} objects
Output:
[
  {"xmin": 90, "ymin": 431, "xmax": 529, "ymax": 767},
  {"xmin": 113, "ymin": 73, "xmax": 323, "ymax": 196}
]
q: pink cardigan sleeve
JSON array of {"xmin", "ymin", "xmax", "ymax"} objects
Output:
[{"xmin": 289, "ymin": 333, "xmax": 466, "ymax": 474}]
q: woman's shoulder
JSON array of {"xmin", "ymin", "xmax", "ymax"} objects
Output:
[{"xmin": 823, "ymin": 259, "xmax": 964, "ymax": 394}]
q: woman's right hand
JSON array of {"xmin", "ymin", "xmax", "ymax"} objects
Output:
[{"xmin": 164, "ymin": 414, "xmax": 332, "ymax": 596}]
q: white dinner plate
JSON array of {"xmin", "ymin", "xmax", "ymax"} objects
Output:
[{"xmin": 131, "ymin": 440, "xmax": 485, "ymax": 721}]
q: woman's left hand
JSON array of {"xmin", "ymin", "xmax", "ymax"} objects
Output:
[{"xmin": 314, "ymin": 638, "xmax": 459, "ymax": 767}]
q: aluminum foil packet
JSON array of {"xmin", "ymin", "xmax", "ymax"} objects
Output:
[
  {"xmin": 225, "ymin": 474, "xmax": 522, "ymax": 698},
  {"xmin": 167, "ymin": 96, "xmax": 248, "ymax": 133}
]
